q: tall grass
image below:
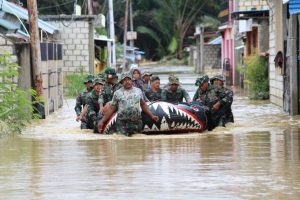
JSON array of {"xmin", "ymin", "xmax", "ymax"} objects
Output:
[
  {"xmin": 242, "ymin": 54, "xmax": 269, "ymax": 99},
  {"xmin": 64, "ymin": 73, "xmax": 87, "ymax": 97},
  {"xmin": 0, "ymin": 54, "xmax": 41, "ymax": 135}
]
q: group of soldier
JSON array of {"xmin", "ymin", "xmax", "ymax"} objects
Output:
[{"xmin": 75, "ymin": 67, "xmax": 234, "ymax": 135}]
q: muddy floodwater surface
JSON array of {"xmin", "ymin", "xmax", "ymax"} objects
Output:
[{"xmin": 1, "ymin": 69, "xmax": 300, "ymax": 199}]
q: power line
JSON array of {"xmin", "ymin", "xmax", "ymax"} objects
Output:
[{"xmin": 38, "ymin": 0, "xmax": 76, "ymax": 11}]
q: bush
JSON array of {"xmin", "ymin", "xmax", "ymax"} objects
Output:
[
  {"xmin": 64, "ymin": 73, "xmax": 86, "ymax": 97},
  {"xmin": 0, "ymin": 54, "xmax": 41, "ymax": 135},
  {"xmin": 243, "ymin": 54, "xmax": 269, "ymax": 99}
]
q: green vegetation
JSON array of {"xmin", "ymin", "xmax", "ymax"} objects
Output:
[
  {"xmin": 64, "ymin": 73, "xmax": 86, "ymax": 97},
  {"xmin": 242, "ymin": 54, "xmax": 269, "ymax": 99},
  {"xmin": 0, "ymin": 54, "xmax": 41, "ymax": 136}
]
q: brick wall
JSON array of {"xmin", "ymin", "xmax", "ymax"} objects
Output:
[
  {"xmin": 0, "ymin": 36, "xmax": 17, "ymax": 62},
  {"xmin": 42, "ymin": 16, "xmax": 95, "ymax": 74},
  {"xmin": 238, "ymin": 0, "xmax": 269, "ymax": 11}
]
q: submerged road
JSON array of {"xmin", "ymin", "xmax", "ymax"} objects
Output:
[{"xmin": 1, "ymin": 65, "xmax": 300, "ymax": 199}]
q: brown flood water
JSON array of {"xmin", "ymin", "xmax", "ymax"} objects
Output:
[{"xmin": 1, "ymin": 73, "xmax": 300, "ymax": 199}]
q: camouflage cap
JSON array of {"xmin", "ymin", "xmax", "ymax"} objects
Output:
[
  {"xmin": 119, "ymin": 72, "xmax": 132, "ymax": 83},
  {"xmin": 210, "ymin": 75, "xmax": 225, "ymax": 82},
  {"xmin": 84, "ymin": 74, "xmax": 95, "ymax": 84},
  {"xmin": 195, "ymin": 75, "xmax": 209, "ymax": 86},
  {"xmin": 142, "ymin": 71, "xmax": 152, "ymax": 77},
  {"xmin": 93, "ymin": 78, "xmax": 105, "ymax": 86},
  {"xmin": 168, "ymin": 75, "xmax": 180, "ymax": 85},
  {"xmin": 104, "ymin": 67, "xmax": 117, "ymax": 78}
]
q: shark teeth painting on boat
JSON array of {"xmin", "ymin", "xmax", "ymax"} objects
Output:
[{"xmin": 102, "ymin": 101, "xmax": 207, "ymax": 134}]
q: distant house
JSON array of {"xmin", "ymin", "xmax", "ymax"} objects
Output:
[{"xmin": 0, "ymin": 0, "xmax": 63, "ymax": 117}]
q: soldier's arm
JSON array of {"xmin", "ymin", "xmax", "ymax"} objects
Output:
[
  {"xmin": 86, "ymin": 96, "xmax": 97, "ymax": 122},
  {"xmin": 140, "ymin": 99, "xmax": 159, "ymax": 121},
  {"xmin": 219, "ymin": 88, "xmax": 233, "ymax": 106},
  {"xmin": 98, "ymin": 93, "xmax": 118, "ymax": 132},
  {"xmin": 193, "ymin": 88, "xmax": 199, "ymax": 101},
  {"xmin": 77, "ymin": 105, "xmax": 88, "ymax": 121},
  {"xmin": 74, "ymin": 95, "xmax": 82, "ymax": 116},
  {"xmin": 183, "ymin": 89, "xmax": 192, "ymax": 102},
  {"xmin": 98, "ymin": 94, "xmax": 105, "ymax": 113}
]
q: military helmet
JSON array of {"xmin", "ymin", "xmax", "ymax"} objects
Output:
[
  {"xmin": 84, "ymin": 74, "xmax": 95, "ymax": 84},
  {"xmin": 210, "ymin": 75, "xmax": 225, "ymax": 83},
  {"xmin": 119, "ymin": 72, "xmax": 132, "ymax": 83},
  {"xmin": 168, "ymin": 75, "xmax": 180, "ymax": 85},
  {"xmin": 93, "ymin": 78, "xmax": 105, "ymax": 86},
  {"xmin": 195, "ymin": 75, "xmax": 209, "ymax": 86},
  {"xmin": 104, "ymin": 67, "xmax": 117, "ymax": 78}
]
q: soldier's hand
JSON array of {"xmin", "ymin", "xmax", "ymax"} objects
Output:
[
  {"xmin": 212, "ymin": 102, "xmax": 221, "ymax": 110},
  {"xmin": 151, "ymin": 115, "xmax": 159, "ymax": 122},
  {"xmin": 98, "ymin": 121, "xmax": 104, "ymax": 133},
  {"xmin": 76, "ymin": 115, "xmax": 82, "ymax": 122}
]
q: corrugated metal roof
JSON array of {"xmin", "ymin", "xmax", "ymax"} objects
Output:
[
  {"xmin": 0, "ymin": 0, "xmax": 59, "ymax": 34},
  {"xmin": 208, "ymin": 36, "xmax": 222, "ymax": 45},
  {"xmin": 0, "ymin": 18, "xmax": 19, "ymax": 29},
  {"xmin": 289, "ymin": 0, "xmax": 300, "ymax": 14}
]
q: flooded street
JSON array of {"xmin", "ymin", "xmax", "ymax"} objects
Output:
[{"xmin": 1, "ymin": 65, "xmax": 300, "ymax": 199}]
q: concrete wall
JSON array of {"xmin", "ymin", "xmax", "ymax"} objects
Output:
[
  {"xmin": 238, "ymin": 0, "xmax": 269, "ymax": 11},
  {"xmin": 190, "ymin": 44, "xmax": 222, "ymax": 76},
  {"xmin": 269, "ymin": 0, "xmax": 284, "ymax": 108},
  {"xmin": 203, "ymin": 45, "xmax": 221, "ymax": 69},
  {"xmin": 41, "ymin": 16, "xmax": 96, "ymax": 74}
]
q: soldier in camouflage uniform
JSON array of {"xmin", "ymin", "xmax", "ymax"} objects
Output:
[
  {"xmin": 142, "ymin": 71, "xmax": 152, "ymax": 90},
  {"xmin": 145, "ymin": 76, "xmax": 162, "ymax": 102},
  {"xmin": 161, "ymin": 75, "xmax": 192, "ymax": 104},
  {"xmin": 85, "ymin": 78, "xmax": 104, "ymax": 130},
  {"xmin": 194, "ymin": 75, "xmax": 232, "ymax": 130},
  {"xmin": 98, "ymin": 67, "xmax": 122, "ymax": 109},
  {"xmin": 97, "ymin": 72, "xmax": 159, "ymax": 136},
  {"xmin": 75, "ymin": 74, "xmax": 94, "ymax": 129},
  {"xmin": 210, "ymin": 75, "xmax": 234, "ymax": 123}
]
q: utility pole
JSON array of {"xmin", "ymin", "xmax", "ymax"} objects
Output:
[
  {"xmin": 122, "ymin": 0, "xmax": 129, "ymax": 73},
  {"xmin": 108, "ymin": 0, "xmax": 116, "ymax": 69},
  {"xmin": 27, "ymin": 0, "xmax": 44, "ymax": 115},
  {"xmin": 129, "ymin": 0, "xmax": 134, "ymax": 47},
  {"xmin": 88, "ymin": 0, "xmax": 93, "ymax": 15}
]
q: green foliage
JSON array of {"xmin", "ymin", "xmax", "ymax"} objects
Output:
[
  {"xmin": 0, "ymin": 54, "xmax": 42, "ymax": 135},
  {"xmin": 168, "ymin": 37, "xmax": 178, "ymax": 54},
  {"xmin": 64, "ymin": 73, "xmax": 86, "ymax": 97},
  {"xmin": 243, "ymin": 54, "xmax": 269, "ymax": 99},
  {"xmin": 95, "ymin": 27, "xmax": 107, "ymax": 36}
]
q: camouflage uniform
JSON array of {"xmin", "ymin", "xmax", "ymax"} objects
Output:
[
  {"xmin": 74, "ymin": 74, "xmax": 94, "ymax": 129},
  {"xmin": 98, "ymin": 67, "xmax": 122, "ymax": 106},
  {"xmin": 111, "ymin": 86, "xmax": 144, "ymax": 136},
  {"xmin": 86, "ymin": 78, "xmax": 104, "ymax": 129},
  {"xmin": 210, "ymin": 75, "xmax": 234, "ymax": 123},
  {"xmin": 85, "ymin": 90, "xmax": 101, "ymax": 129},
  {"xmin": 98, "ymin": 82, "xmax": 122, "ymax": 106},
  {"xmin": 161, "ymin": 88, "xmax": 190, "ymax": 104},
  {"xmin": 145, "ymin": 88, "xmax": 162, "ymax": 102},
  {"xmin": 161, "ymin": 75, "xmax": 190, "ymax": 104},
  {"xmin": 75, "ymin": 88, "xmax": 91, "ymax": 129},
  {"xmin": 194, "ymin": 75, "xmax": 232, "ymax": 130}
]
